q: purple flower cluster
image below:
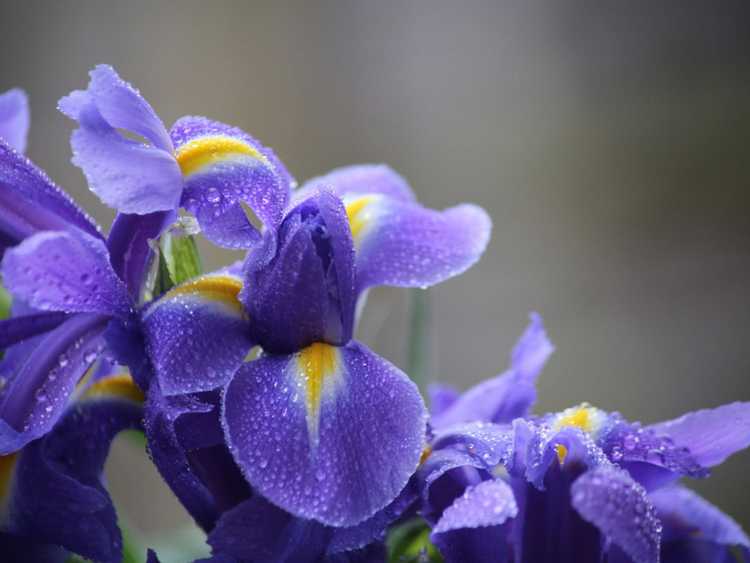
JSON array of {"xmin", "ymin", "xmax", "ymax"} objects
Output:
[{"xmin": 0, "ymin": 67, "xmax": 747, "ymax": 563}]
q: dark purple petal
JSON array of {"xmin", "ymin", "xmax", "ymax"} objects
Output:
[
  {"xmin": 0, "ymin": 311, "xmax": 68, "ymax": 349},
  {"xmin": 141, "ymin": 272, "xmax": 253, "ymax": 395},
  {"xmin": 648, "ymin": 402, "xmax": 750, "ymax": 468},
  {"xmin": 571, "ymin": 466, "xmax": 662, "ymax": 563},
  {"xmin": 296, "ymin": 164, "xmax": 416, "ymax": 204},
  {"xmin": 431, "ymin": 479, "xmax": 517, "ymax": 563},
  {"xmin": 8, "ymin": 383, "xmax": 142, "ymax": 563},
  {"xmin": 350, "ymin": 196, "xmax": 491, "ymax": 293},
  {"xmin": 65, "ymin": 100, "xmax": 183, "ymax": 215},
  {"xmin": 2, "ymin": 231, "xmax": 131, "ymax": 317},
  {"xmin": 432, "ymin": 313, "xmax": 553, "ymax": 429},
  {"xmin": 172, "ymin": 116, "xmax": 292, "ymax": 249},
  {"xmin": 107, "ymin": 211, "xmax": 176, "ymax": 298},
  {"xmin": 0, "ymin": 313, "xmax": 108, "ymax": 454},
  {"xmin": 143, "ymin": 384, "xmax": 220, "ymax": 531},
  {"xmin": 650, "ymin": 485, "xmax": 749, "ymax": 551},
  {"xmin": 0, "ymin": 531, "xmax": 67, "ymax": 562},
  {"xmin": 0, "ymin": 139, "xmax": 102, "ymax": 249},
  {"xmin": 0, "ymin": 88, "xmax": 29, "ymax": 154},
  {"xmin": 223, "ymin": 340, "xmax": 426, "ymax": 526},
  {"xmin": 208, "ymin": 495, "xmax": 330, "ymax": 563},
  {"xmin": 241, "ymin": 191, "xmax": 356, "ymax": 353}
]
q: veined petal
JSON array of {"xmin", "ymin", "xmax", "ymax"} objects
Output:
[
  {"xmin": 0, "ymin": 139, "xmax": 102, "ymax": 251},
  {"xmin": 5, "ymin": 373, "xmax": 143, "ymax": 563},
  {"xmin": 296, "ymin": 164, "xmax": 416, "ymax": 205},
  {"xmin": 431, "ymin": 479, "xmax": 517, "ymax": 563},
  {"xmin": 647, "ymin": 402, "xmax": 750, "ymax": 468},
  {"xmin": 0, "ymin": 313, "xmax": 109, "ymax": 454},
  {"xmin": 223, "ymin": 340, "xmax": 427, "ymax": 526},
  {"xmin": 172, "ymin": 116, "xmax": 292, "ymax": 249},
  {"xmin": 2, "ymin": 231, "xmax": 131, "ymax": 317},
  {"xmin": 345, "ymin": 195, "xmax": 491, "ymax": 293},
  {"xmin": 432, "ymin": 313, "xmax": 553, "ymax": 429},
  {"xmin": 571, "ymin": 466, "xmax": 662, "ymax": 563},
  {"xmin": 142, "ymin": 272, "xmax": 253, "ymax": 395},
  {"xmin": 107, "ymin": 211, "xmax": 176, "ymax": 298},
  {"xmin": 0, "ymin": 89, "xmax": 29, "ymax": 154}
]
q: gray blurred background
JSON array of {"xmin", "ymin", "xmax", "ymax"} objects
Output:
[{"xmin": 1, "ymin": 0, "xmax": 748, "ymax": 547}]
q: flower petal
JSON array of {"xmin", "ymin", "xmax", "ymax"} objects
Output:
[
  {"xmin": 650, "ymin": 485, "xmax": 750, "ymax": 552},
  {"xmin": 0, "ymin": 313, "xmax": 109, "ymax": 454},
  {"xmin": 0, "ymin": 311, "xmax": 68, "ymax": 349},
  {"xmin": 66, "ymin": 101, "xmax": 182, "ymax": 214},
  {"xmin": 223, "ymin": 340, "xmax": 427, "ymax": 526},
  {"xmin": 0, "ymin": 89, "xmax": 29, "ymax": 154},
  {"xmin": 172, "ymin": 116, "xmax": 292, "ymax": 248},
  {"xmin": 0, "ymin": 139, "xmax": 102, "ymax": 251},
  {"xmin": 297, "ymin": 164, "xmax": 416, "ymax": 204},
  {"xmin": 141, "ymin": 273, "xmax": 253, "ymax": 395},
  {"xmin": 2, "ymin": 231, "xmax": 131, "ymax": 317},
  {"xmin": 431, "ymin": 313, "xmax": 553, "ymax": 429},
  {"xmin": 348, "ymin": 196, "xmax": 491, "ymax": 292},
  {"xmin": 428, "ymin": 383, "xmax": 460, "ymax": 417},
  {"xmin": 648, "ymin": 402, "xmax": 750, "ymax": 468},
  {"xmin": 7, "ymin": 374, "xmax": 143, "ymax": 563},
  {"xmin": 241, "ymin": 191, "xmax": 356, "ymax": 353},
  {"xmin": 571, "ymin": 466, "xmax": 662, "ymax": 563},
  {"xmin": 106, "ymin": 211, "xmax": 176, "ymax": 298},
  {"xmin": 59, "ymin": 65, "xmax": 172, "ymax": 152},
  {"xmin": 431, "ymin": 479, "xmax": 517, "ymax": 563}
]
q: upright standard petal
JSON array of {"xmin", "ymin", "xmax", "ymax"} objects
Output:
[
  {"xmin": 2, "ymin": 231, "xmax": 131, "ymax": 317},
  {"xmin": 0, "ymin": 139, "xmax": 101, "ymax": 250},
  {"xmin": 347, "ymin": 196, "xmax": 491, "ymax": 292},
  {"xmin": 0, "ymin": 313, "xmax": 109, "ymax": 454},
  {"xmin": 4, "ymin": 372, "xmax": 143, "ymax": 563},
  {"xmin": 107, "ymin": 211, "xmax": 176, "ymax": 298},
  {"xmin": 650, "ymin": 485, "xmax": 750, "ymax": 555},
  {"xmin": 223, "ymin": 340, "xmax": 427, "ymax": 526},
  {"xmin": 431, "ymin": 479, "xmax": 517, "ymax": 563},
  {"xmin": 571, "ymin": 466, "xmax": 662, "ymax": 563},
  {"xmin": 296, "ymin": 164, "xmax": 416, "ymax": 205},
  {"xmin": 648, "ymin": 402, "xmax": 750, "ymax": 468},
  {"xmin": 432, "ymin": 313, "xmax": 553, "ymax": 429},
  {"xmin": 242, "ymin": 191, "xmax": 356, "ymax": 353},
  {"xmin": 142, "ymin": 273, "xmax": 253, "ymax": 395},
  {"xmin": 172, "ymin": 116, "xmax": 292, "ymax": 248},
  {"xmin": 0, "ymin": 89, "xmax": 29, "ymax": 154}
]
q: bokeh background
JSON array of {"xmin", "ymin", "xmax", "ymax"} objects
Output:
[{"xmin": 1, "ymin": 0, "xmax": 749, "ymax": 550}]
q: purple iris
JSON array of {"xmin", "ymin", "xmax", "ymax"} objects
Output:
[
  {"xmin": 59, "ymin": 65, "xmax": 293, "ymax": 249},
  {"xmin": 415, "ymin": 314, "xmax": 750, "ymax": 563},
  {"xmin": 141, "ymin": 164, "xmax": 492, "ymax": 528},
  {"xmin": 0, "ymin": 88, "xmax": 29, "ymax": 154}
]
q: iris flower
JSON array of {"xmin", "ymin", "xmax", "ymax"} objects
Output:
[
  {"xmin": 414, "ymin": 314, "xmax": 750, "ymax": 563},
  {"xmin": 142, "ymin": 165, "xmax": 492, "ymax": 528},
  {"xmin": 59, "ymin": 65, "xmax": 292, "ymax": 249}
]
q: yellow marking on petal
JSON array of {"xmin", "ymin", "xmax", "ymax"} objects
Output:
[
  {"xmin": 83, "ymin": 373, "xmax": 144, "ymax": 404},
  {"xmin": 553, "ymin": 403, "xmax": 606, "ymax": 438},
  {"xmin": 556, "ymin": 444, "xmax": 568, "ymax": 465},
  {"xmin": 296, "ymin": 342, "xmax": 341, "ymax": 448},
  {"xmin": 164, "ymin": 275, "xmax": 244, "ymax": 313},
  {"xmin": 0, "ymin": 454, "xmax": 17, "ymax": 503},
  {"xmin": 419, "ymin": 445, "xmax": 433, "ymax": 465},
  {"xmin": 175, "ymin": 135, "xmax": 267, "ymax": 177},
  {"xmin": 345, "ymin": 195, "xmax": 380, "ymax": 244}
]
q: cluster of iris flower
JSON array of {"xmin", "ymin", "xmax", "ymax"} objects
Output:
[{"xmin": 0, "ymin": 66, "xmax": 748, "ymax": 563}]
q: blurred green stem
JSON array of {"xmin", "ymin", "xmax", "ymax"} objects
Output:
[{"xmin": 407, "ymin": 288, "xmax": 431, "ymax": 392}]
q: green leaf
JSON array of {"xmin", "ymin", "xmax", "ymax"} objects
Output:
[
  {"xmin": 161, "ymin": 233, "xmax": 202, "ymax": 287},
  {"xmin": 387, "ymin": 517, "xmax": 443, "ymax": 563},
  {"xmin": 407, "ymin": 288, "xmax": 431, "ymax": 392},
  {"xmin": 0, "ymin": 284, "xmax": 12, "ymax": 321}
]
